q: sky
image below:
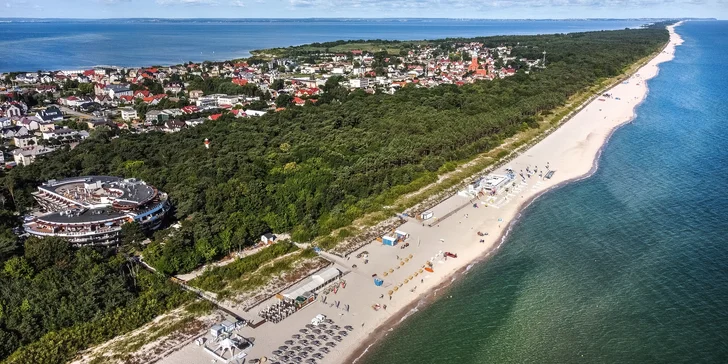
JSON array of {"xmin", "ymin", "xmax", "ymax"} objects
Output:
[{"xmin": 2, "ymin": 0, "xmax": 727, "ymax": 19}]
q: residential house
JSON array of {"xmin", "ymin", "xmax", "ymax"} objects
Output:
[
  {"xmin": 36, "ymin": 106, "xmax": 64, "ymax": 122},
  {"xmin": 145, "ymin": 110, "xmax": 167, "ymax": 123},
  {"xmin": 17, "ymin": 117, "xmax": 41, "ymax": 131},
  {"xmin": 185, "ymin": 118, "xmax": 206, "ymax": 128},
  {"xmin": 38, "ymin": 121, "xmax": 57, "ymax": 133},
  {"xmin": 197, "ymin": 95, "xmax": 217, "ymax": 109},
  {"xmin": 12, "ymin": 146, "xmax": 55, "ymax": 166},
  {"xmin": 0, "ymin": 117, "xmax": 12, "ymax": 129},
  {"xmin": 105, "ymin": 84, "xmax": 133, "ymax": 99},
  {"xmin": 42, "ymin": 127, "xmax": 86, "ymax": 141},
  {"xmin": 245, "ymin": 110, "xmax": 267, "ymax": 117},
  {"xmin": 1, "ymin": 125, "xmax": 28, "ymax": 139},
  {"xmin": 181, "ymin": 105, "xmax": 200, "ymax": 114},
  {"xmin": 13, "ymin": 135, "xmax": 37, "ymax": 148},
  {"xmin": 120, "ymin": 108, "xmax": 138, "ymax": 121},
  {"xmin": 216, "ymin": 95, "xmax": 239, "ymax": 106},
  {"xmin": 163, "ymin": 120, "xmax": 186, "ymax": 133},
  {"xmin": 86, "ymin": 119, "xmax": 116, "ymax": 129},
  {"xmin": 350, "ymin": 78, "xmax": 370, "ymax": 89},
  {"xmin": 5, "ymin": 104, "xmax": 22, "ymax": 118},
  {"xmin": 188, "ymin": 90, "xmax": 204, "ymax": 100}
]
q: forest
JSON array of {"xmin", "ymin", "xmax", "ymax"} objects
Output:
[{"xmin": 0, "ymin": 26, "xmax": 667, "ymax": 362}]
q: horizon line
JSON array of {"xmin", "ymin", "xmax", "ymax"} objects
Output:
[{"xmin": 0, "ymin": 16, "xmax": 710, "ymax": 21}]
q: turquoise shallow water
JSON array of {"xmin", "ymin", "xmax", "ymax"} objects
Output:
[{"xmin": 361, "ymin": 21, "xmax": 728, "ymax": 364}]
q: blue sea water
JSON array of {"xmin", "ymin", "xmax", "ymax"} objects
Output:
[
  {"xmin": 0, "ymin": 18, "xmax": 647, "ymax": 72},
  {"xmin": 361, "ymin": 21, "xmax": 728, "ymax": 364}
]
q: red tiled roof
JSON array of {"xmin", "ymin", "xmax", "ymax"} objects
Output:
[{"xmin": 232, "ymin": 78, "xmax": 248, "ymax": 86}]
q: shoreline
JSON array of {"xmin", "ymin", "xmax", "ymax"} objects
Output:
[
  {"xmin": 344, "ymin": 21, "xmax": 684, "ymax": 364},
  {"xmin": 153, "ymin": 22, "xmax": 684, "ymax": 364}
]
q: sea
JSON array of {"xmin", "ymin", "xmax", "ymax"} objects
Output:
[
  {"xmin": 0, "ymin": 18, "xmax": 648, "ymax": 73},
  {"xmin": 361, "ymin": 20, "xmax": 728, "ymax": 364}
]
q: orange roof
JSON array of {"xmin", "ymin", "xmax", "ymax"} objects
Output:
[{"xmin": 209, "ymin": 114, "xmax": 222, "ymax": 121}]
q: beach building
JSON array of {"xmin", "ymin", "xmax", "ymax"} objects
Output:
[
  {"xmin": 281, "ymin": 267, "xmax": 342, "ymax": 301},
  {"xmin": 23, "ymin": 176, "xmax": 171, "ymax": 246}
]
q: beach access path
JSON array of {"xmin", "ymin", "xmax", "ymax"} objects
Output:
[{"xmin": 157, "ymin": 23, "xmax": 684, "ymax": 364}]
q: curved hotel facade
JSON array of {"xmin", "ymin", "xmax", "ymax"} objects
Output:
[{"xmin": 24, "ymin": 176, "xmax": 170, "ymax": 246}]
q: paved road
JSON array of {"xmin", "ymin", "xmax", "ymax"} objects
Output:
[{"xmin": 59, "ymin": 105, "xmax": 94, "ymax": 119}]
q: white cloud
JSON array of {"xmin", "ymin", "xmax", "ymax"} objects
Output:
[{"xmin": 231, "ymin": 0, "xmax": 245, "ymax": 6}]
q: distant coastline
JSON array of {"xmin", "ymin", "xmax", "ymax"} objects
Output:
[{"xmin": 0, "ymin": 19, "xmax": 656, "ymax": 73}]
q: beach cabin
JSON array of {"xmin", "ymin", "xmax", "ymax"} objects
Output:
[
  {"xmin": 382, "ymin": 235, "xmax": 397, "ymax": 246},
  {"xmin": 210, "ymin": 324, "xmax": 225, "ymax": 338},
  {"xmin": 261, "ymin": 233, "xmax": 277, "ymax": 244},
  {"xmin": 312, "ymin": 314, "xmax": 327, "ymax": 326},
  {"xmin": 395, "ymin": 230, "xmax": 409, "ymax": 241},
  {"xmin": 221, "ymin": 320, "xmax": 236, "ymax": 333},
  {"xmin": 420, "ymin": 211, "xmax": 434, "ymax": 220}
]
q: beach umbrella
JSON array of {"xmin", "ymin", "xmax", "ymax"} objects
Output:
[
  {"xmin": 292, "ymin": 346, "xmax": 302, "ymax": 351},
  {"xmin": 312, "ymin": 329, "xmax": 321, "ymax": 334},
  {"xmin": 414, "ymin": 272, "xmax": 419, "ymax": 277},
  {"xmin": 400, "ymin": 261, "xmax": 405, "ymax": 266},
  {"xmin": 326, "ymin": 342, "xmax": 336, "ymax": 347},
  {"xmin": 300, "ymin": 329, "xmax": 308, "ymax": 333},
  {"xmin": 285, "ymin": 340, "xmax": 294, "ymax": 345},
  {"xmin": 325, "ymin": 319, "xmax": 334, "ymax": 324},
  {"xmin": 419, "ymin": 268, "xmax": 424, "ymax": 273},
  {"xmin": 393, "ymin": 286, "xmax": 399, "ymax": 291},
  {"xmin": 382, "ymin": 271, "xmax": 388, "ymax": 276},
  {"xmin": 331, "ymin": 325, "xmax": 340, "ymax": 330},
  {"xmin": 306, "ymin": 334, "xmax": 315, "ymax": 339},
  {"xmin": 405, "ymin": 258, "xmax": 410, "ymax": 262},
  {"xmin": 273, "ymin": 350, "xmax": 282, "ymax": 356},
  {"xmin": 409, "ymin": 254, "xmax": 413, "ymax": 258},
  {"xmin": 304, "ymin": 346, "xmax": 314, "ymax": 351},
  {"xmin": 388, "ymin": 290, "xmax": 394, "ymax": 295},
  {"xmin": 389, "ymin": 268, "xmax": 394, "ymax": 273},
  {"xmin": 340, "ymin": 331, "xmax": 348, "ymax": 336},
  {"xmin": 292, "ymin": 334, "xmax": 301, "ymax": 339},
  {"xmin": 345, "ymin": 325, "xmax": 354, "ymax": 331},
  {"xmin": 404, "ymin": 279, "xmax": 409, "ymax": 284},
  {"xmin": 279, "ymin": 346, "xmax": 289, "ymax": 350},
  {"xmin": 408, "ymin": 275, "xmax": 413, "ymax": 280}
]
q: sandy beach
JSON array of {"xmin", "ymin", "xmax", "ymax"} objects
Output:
[{"xmin": 155, "ymin": 23, "xmax": 683, "ymax": 364}]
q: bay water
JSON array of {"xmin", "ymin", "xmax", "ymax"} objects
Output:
[
  {"xmin": 361, "ymin": 20, "xmax": 728, "ymax": 364},
  {"xmin": 0, "ymin": 19, "xmax": 646, "ymax": 72}
]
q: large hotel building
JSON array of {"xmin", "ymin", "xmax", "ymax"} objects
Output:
[{"xmin": 24, "ymin": 176, "xmax": 170, "ymax": 246}]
